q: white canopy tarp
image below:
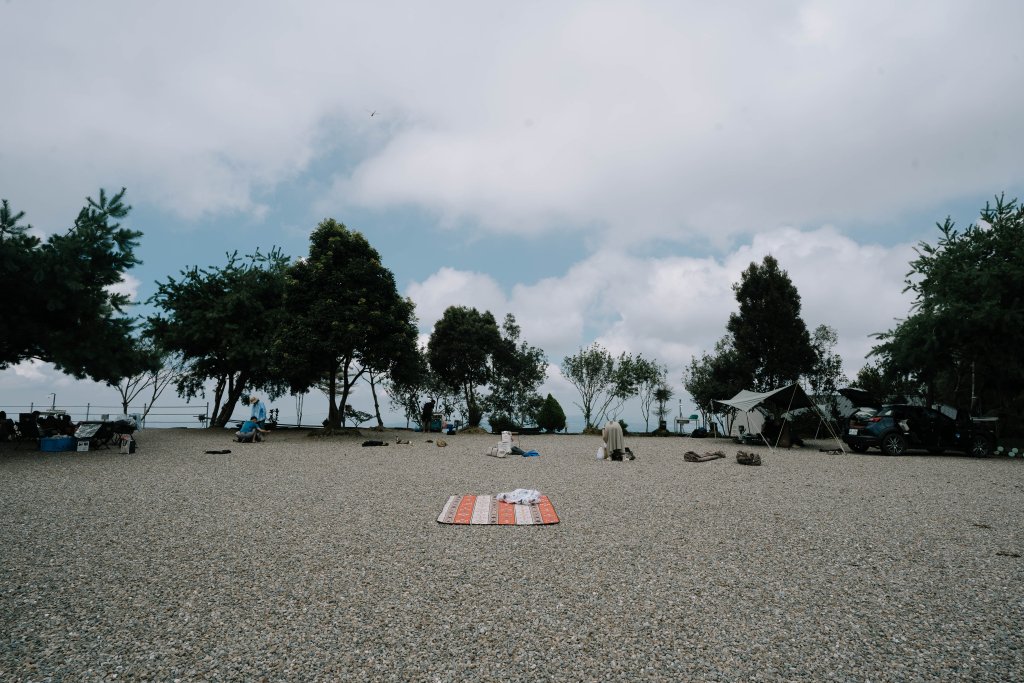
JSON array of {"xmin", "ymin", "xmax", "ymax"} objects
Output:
[
  {"xmin": 715, "ymin": 384, "xmax": 815, "ymax": 414},
  {"xmin": 714, "ymin": 383, "xmax": 844, "ymax": 452}
]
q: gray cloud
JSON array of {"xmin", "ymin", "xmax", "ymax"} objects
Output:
[{"xmin": 3, "ymin": 2, "xmax": 1020, "ymax": 238}]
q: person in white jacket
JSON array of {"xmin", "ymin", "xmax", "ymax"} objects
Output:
[{"xmin": 601, "ymin": 420, "xmax": 634, "ymax": 461}]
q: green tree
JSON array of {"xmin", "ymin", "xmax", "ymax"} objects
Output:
[
  {"xmin": 0, "ymin": 189, "xmax": 149, "ymax": 383},
  {"xmin": 683, "ymin": 336, "xmax": 746, "ymax": 431},
  {"xmin": 149, "ymin": 249, "xmax": 289, "ymax": 426},
  {"xmin": 560, "ymin": 343, "xmax": 639, "ymax": 430},
  {"xmin": 362, "ymin": 298, "xmax": 426, "ymax": 429},
  {"xmin": 654, "ymin": 383, "xmax": 674, "ymax": 428},
  {"xmin": 851, "ymin": 360, "xmax": 920, "ymax": 404},
  {"xmin": 871, "ymin": 195, "xmax": 1024, "ymax": 431},
  {"xmin": 427, "ymin": 306, "xmax": 502, "ymax": 427},
  {"xmin": 486, "ymin": 314, "xmax": 548, "ymax": 428},
  {"xmin": 111, "ymin": 334, "xmax": 184, "ymax": 418},
  {"xmin": 383, "ymin": 347, "xmax": 464, "ymax": 430},
  {"xmin": 383, "ymin": 345, "xmax": 430, "ymax": 429},
  {"xmin": 633, "ymin": 357, "xmax": 667, "ymax": 432},
  {"xmin": 277, "ymin": 219, "xmax": 419, "ymax": 429},
  {"xmin": 726, "ymin": 255, "xmax": 816, "ymax": 392},
  {"xmin": 343, "ymin": 404, "xmax": 373, "ymax": 427},
  {"xmin": 536, "ymin": 393, "xmax": 567, "ymax": 432},
  {"xmin": 805, "ymin": 324, "xmax": 848, "ymax": 421}
]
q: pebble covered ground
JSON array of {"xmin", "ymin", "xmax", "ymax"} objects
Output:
[{"xmin": 2, "ymin": 428, "xmax": 1023, "ymax": 681}]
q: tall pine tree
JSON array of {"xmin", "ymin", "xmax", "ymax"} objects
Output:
[{"xmin": 726, "ymin": 255, "xmax": 816, "ymax": 392}]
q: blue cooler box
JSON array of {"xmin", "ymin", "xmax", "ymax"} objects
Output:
[{"xmin": 40, "ymin": 436, "xmax": 76, "ymax": 452}]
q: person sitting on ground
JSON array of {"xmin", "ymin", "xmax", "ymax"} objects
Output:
[
  {"xmin": 0, "ymin": 411, "xmax": 14, "ymax": 441},
  {"xmin": 58, "ymin": 414, "xmax": 77, "ymax": 436},
  {"xmin": 38, "ymin": 411, "xmax": 61, "ymax": 437},
  {"xmin": 236, "ymin": 417, "xmax": 269, "ymax": 443},
  {"xmin": 601, "ymin": 419, "xmax": 635, "ymax": 461}
]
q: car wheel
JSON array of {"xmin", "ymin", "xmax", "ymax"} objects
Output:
[
  {"xmin": 970, "ymin": 434, "xmax": 992, "ymax": 457},
  {"xmin": 881, "ymin": 432, "xmax": 907, "ymax": 456},
  {"xmin": 850, "ymin": 443, "xmax": 868, "ymax": 453}
]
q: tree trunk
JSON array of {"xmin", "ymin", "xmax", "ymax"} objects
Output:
[
  {"xmin": 210, "ymin": 375, "xmax": 226, "ymax": 429},
  {"xmin": 463, "ymin": 384, "xmax": 476, "ymax": 427},
  {"xmin": 369, "ymin": 373, "xmax": 384, "ymax": 428},
  {"xmin": 337, "ymin": 358, "xmax": 353, "ymax": 428},
  {"xmin": 214, "ymin": 371, "xmax": 249, "ymax": 428},
  {"xmin": 335, "ymin": 359, "xmax": 365, "ymax": 429},
  {"xmin": 326, "ymin": 364, "xmax": 340, "ymax": 428}
]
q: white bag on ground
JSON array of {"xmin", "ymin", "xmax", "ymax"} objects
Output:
[
  {"xmin": 596, "ymin": 446, "xmax": 606, "ymax": 460},
  {"xmin": 496, "ymin": 488, "xmax": 541, "ymax": 504}
]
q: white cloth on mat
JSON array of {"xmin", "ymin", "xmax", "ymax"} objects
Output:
[{"xmin": 496, "ymin": 488, "xmax": 541, "ymax": 504}]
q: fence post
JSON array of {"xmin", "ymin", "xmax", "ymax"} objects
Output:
[{"xmin": 86, "ymin": 403, "xmax": 90, "ymax": 420}]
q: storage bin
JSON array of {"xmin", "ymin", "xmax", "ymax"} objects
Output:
[{"xmin": 40, "ymin": 436, "xmax": 76, "ymax": 452}]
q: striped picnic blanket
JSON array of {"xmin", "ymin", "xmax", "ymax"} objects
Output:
[{"xmin": 437, "ymin": 494, "xmax": 560, "ymax": 525}]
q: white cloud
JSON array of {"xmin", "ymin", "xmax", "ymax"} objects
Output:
[
  {"xmin": 409, "ymin": 226, "xmax": 915, "ymax": 394},
  {"xmin": 406, "ymin": 267, "xmax": 509, "ymax": 331},
  {"xmin": 9, "ymin": 360, "xmax": 47, "ymax": 383},
  {"xmin": 107, "ymin": 274, "xmax": 141, "ymax": 302},
  {"xmin": 0, "ymin": 361, "xmax": 113, "ymax": 415}
]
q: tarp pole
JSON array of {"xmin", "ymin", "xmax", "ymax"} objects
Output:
[{"xmin": 773, "ymin": 385, "xmax": 799, "ymax": 450}]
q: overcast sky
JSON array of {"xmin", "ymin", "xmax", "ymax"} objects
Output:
[{"xmin": 2, "ymin": 1, "xmax": 1022, "ymax": 427}]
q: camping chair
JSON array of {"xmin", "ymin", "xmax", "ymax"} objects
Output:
[
  {"xmin": 109, "ymin": 418, "xmax": 136, "ymax": 439},
  {"xmin": 93, "ymin": 422, "xmax": 121, "ymax": 449}
]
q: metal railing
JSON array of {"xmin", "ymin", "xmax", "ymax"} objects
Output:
[{"xmin": 0, "ymin": 403, "xmax": 210, "ymax": 429}]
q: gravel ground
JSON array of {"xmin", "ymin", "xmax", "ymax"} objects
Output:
[{"xmin": 2, "ymin": 428, "xmax": 1023, "ymax": 682}]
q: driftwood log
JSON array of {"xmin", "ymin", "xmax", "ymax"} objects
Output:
[{"xmin": 684, "ymin": 450, "xmax": 726, "ymax": 462}]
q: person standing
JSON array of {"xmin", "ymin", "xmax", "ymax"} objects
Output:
[
  {"xmin": 249, "ymin": 395, "xmax": 267, "ymax": 426},
  {"xmin": 0, "ymin": 411, "xmax": 14, "ymax": 441},
  {"xmin": 601, "ymin": 420, "xmax": 635, "ymax": 461},
  {"xmin": 421, "ymin": 400, "xmax": 435, "ymax": 433}
]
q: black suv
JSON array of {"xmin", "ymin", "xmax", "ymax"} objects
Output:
[{"xmin": 842, "ymin": 397, "xmax": 994, "ymax": 457}]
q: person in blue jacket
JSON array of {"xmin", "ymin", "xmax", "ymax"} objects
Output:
[
  {"xmin": 236, "ymin": 417, "xmax": 269, "ymax": 443},
  {"xmin": 249, "ymin": 395, "xmax": 267, "ymax": 426}
]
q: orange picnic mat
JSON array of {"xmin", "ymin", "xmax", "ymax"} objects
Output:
[{"xmin": 437, "ymin": 494, "xmax": 560, "ymax": 525}]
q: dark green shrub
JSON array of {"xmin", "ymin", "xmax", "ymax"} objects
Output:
[
  {"xmin": 488, "ymin": 413, "xmax": 517, "ymax": 434},
  {"xmin": 536, "ymin": 394, "xmax": 567, "ymax": 433}
]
